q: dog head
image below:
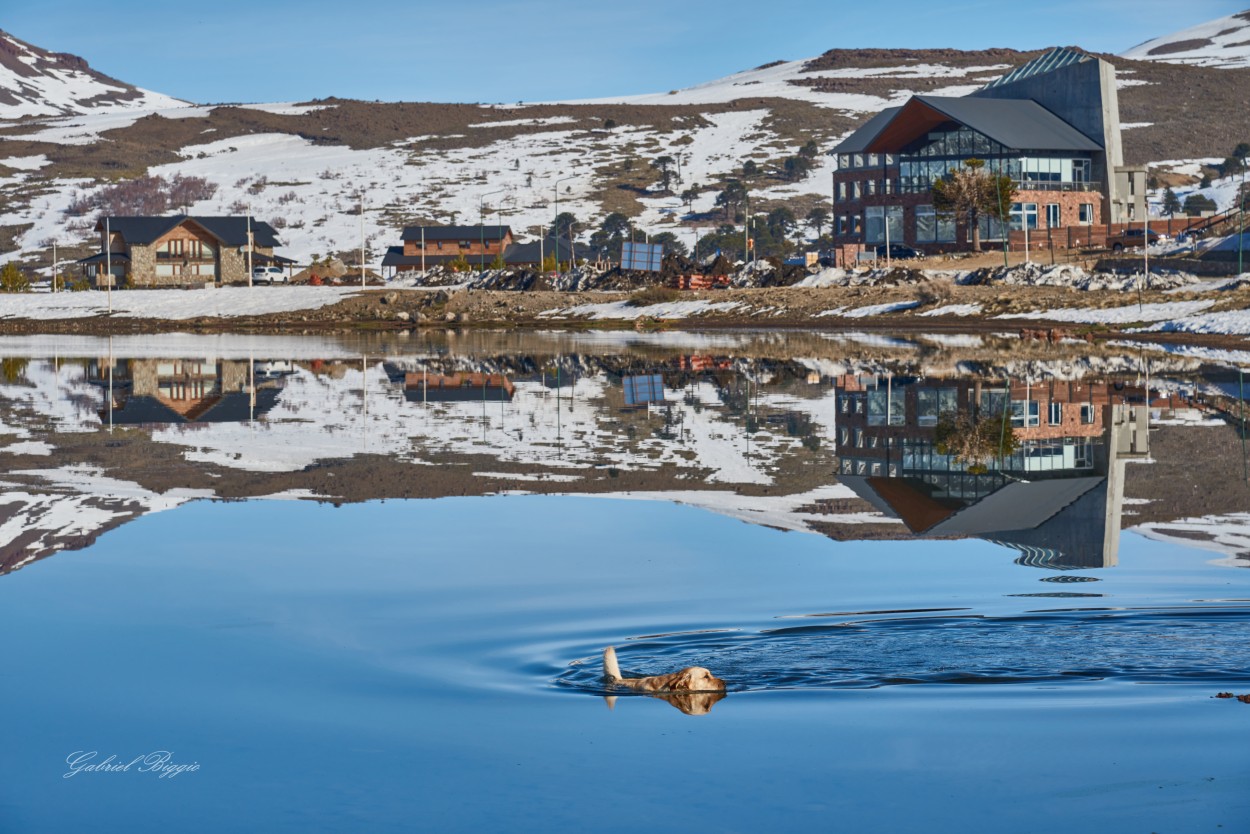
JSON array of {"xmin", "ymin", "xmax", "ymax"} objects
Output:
[{"xmin": 669, "ymin": 666, "xmax": 727, "ymax": 692}]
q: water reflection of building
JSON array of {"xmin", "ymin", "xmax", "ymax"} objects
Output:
[
  {"xmin": 834, "ymin": 375, "xmax": 1161, "ymax": 568},
  {"xmin": 401, "ymin": 372, "xmax": 515, "ymax": 403},
  {"xmin": 88, "ymin": 358, "xmax": 281, "ymax": 425}
]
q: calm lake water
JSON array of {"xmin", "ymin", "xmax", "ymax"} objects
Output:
[{"xmin": 0, "ymin": 330, "xmax": 1248, "ymax": 833}]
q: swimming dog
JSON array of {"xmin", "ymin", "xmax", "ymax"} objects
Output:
[{"xmin": 602, "ymin": 646, "xmax": 726, "ymax": 693}]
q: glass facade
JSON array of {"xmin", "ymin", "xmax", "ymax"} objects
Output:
[{"xmin": 895, "ymin": 125, "xmax": 1095, "ymax": 194}]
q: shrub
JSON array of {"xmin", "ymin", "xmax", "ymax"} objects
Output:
[
  {"xmin": 447, "ymin": 254, "xmax": 471, "ymax": 273},
  {"xmin": 917, "ymin": 277, "xmax": 954, "ymax": 306},
  {"xmin": 0, "ymin": 262, "xmax": 30, "ymax": 293},
  {"xmin": 65, "ymin": 174, "xmax": 217, "ymax": 218}
]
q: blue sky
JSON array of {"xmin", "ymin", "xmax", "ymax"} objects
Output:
[{"xmin": 6, "ymin": 1, "xmax": 1243, "ymax": 104}]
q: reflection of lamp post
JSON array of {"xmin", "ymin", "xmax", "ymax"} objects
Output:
[
  {"xmin": 1239, "ymin": 157, "xmax": 1246, "ymax": 276},
  {"xmin": 554, "ymin": 175, "xmax": 574, "ymax": 271},
  {"xmin": 480, "ymin": 188, "xmax": 507, "ymax": 270}
]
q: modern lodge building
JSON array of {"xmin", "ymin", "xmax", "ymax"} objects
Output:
[{"xmin": 829, "ymin": 48, "xmax": 1148, "ymax": 253}]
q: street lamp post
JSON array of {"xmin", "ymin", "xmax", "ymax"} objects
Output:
[
  {"xmin": 554, "ymin": 175, "xmax": 574, "ymax": 271},
  {"xmin": 1240, "ymin": 157, "xmax": 1246, "ymax": 276},
  {"xmin": 480, "ymin": 188, "xmax": 507, "ymax": 271}
]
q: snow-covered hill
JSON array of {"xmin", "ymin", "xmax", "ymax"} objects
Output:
[
  {"xmin": 0, "ymin": 29, "xmax": 185, "ymax": 119},
  {"xmin": 1122, "ymin": 9, "xmax": 1250, "ymax": 68},
  {"xmin": 1, "ymin": 16, "xmax": 1248, "ymax": 271}
]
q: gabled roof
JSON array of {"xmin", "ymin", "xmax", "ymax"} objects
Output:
[
  {"xmin": 831, "ymin": 106, "xmax": 902, "ymax": 155},
  {"xmin": 832, "ymin": 95, "xmax": 1102, "ymax": 155},
  {"xmin": 97, "ymin": 215, "xmax": 282, "ymax": 248},
  {"xmin": 400, "ymin": 225, "xmax": 512, "ymax": 242}
]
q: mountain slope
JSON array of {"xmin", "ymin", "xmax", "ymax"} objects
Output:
[
  {"xmin": 1, "ymin": 24, "xmax": 1248, "ymax": 268},
  {"xmin": 0, "ymin": 30, "xmax": 186, "ymax": 119},
  {"xmin": 1122, "ymin": 9, "xmax": 1250, "ymax": 68}
]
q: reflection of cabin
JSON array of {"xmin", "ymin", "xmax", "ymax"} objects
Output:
[
  {"xmin": 403, "ymin": 372, "xmax": 515, "ymax": 402},
  {"xmin": 79, "ymin": 215, "xmax": 290, "ymax": 287},
  {"xmin": 89, "ymin": 358, "xmax": 281, "ymax": 425}
]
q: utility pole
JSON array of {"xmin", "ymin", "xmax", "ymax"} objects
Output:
[
  {"xmin": 246, "ymin": 206, "xmax": 254, "ymax": 287},
  {"xmin": 359, "ymin": 198, "xmax": 366, "ymax": 288},
  {"xmin": 51, "ymin": 240, "xmax": 57, "ymax": 293},
  {"xmin": 105, "ymin": 217, "xmax": 112, "ymax": 313},
  {"xmin": 1240, "ymin": 157, "xmax": 1246, "ymax": 276},
  {"xmin": 744, "ymin": 191, "xmax": 750, "ymax": 263},
  {"xmin": 421, "ymin": 226, "xmax": 426, "ymax": 274}
]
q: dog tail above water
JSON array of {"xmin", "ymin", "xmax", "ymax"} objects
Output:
[{"xmin": 603, "ymin": 646, "xmax": 622, "ymax": 682}]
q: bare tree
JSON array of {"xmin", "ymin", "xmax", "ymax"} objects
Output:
[{"xmin": 931, "ymin": 158, "xmax": 1015, "ymax": 252}]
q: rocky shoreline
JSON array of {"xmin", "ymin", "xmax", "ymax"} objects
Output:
[{"xmin": 1, "ymin": 284, "xmax": 1249, "ymax": 347}]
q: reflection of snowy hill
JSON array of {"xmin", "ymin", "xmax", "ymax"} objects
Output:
[
  {"xmin": 1133, "ymin": 514, "xmax": 1250, "ymax": 565},
  {"xmin": 0, "ymin": 360, "xmax": 101, "ymax": 434},
  {"xmin": 0, "ymin": 465, "xmax": 208, "ymax": 575},
  {"xmin": 151, "ymin": 364, "xmax": 824, "ymax": 484}
]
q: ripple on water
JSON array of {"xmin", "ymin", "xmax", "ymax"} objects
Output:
[{"xmin": 554, "ymin": 607, "xmax": 1250, "ymax": 695}]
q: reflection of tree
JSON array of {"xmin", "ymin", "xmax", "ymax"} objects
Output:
[
  {"xmin": 934, "ymin": 410, "xmax": 1017, "ymax": 474},
  {"xmin": 0, "ymin": 357, "xmax": 29, "ymax": 384}
]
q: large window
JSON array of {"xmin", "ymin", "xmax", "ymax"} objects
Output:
[
  {"xmin": 865, "ymin": 206, "xmax": 904, "ymax": 245},
  {"xmin": 867, "ymin": 387, "xmax": 906, "ymax": 427},
  {"xmin": 1079, "ymin": 204, "xmax": 1095, "ymax": 224},
  {"xmin": 1010, "ymin": 202, "xmax": 1039, "ymax": 231},
  {"xmin": 915, "ymin": 205, "xmax": 956, "ymax": 243}
]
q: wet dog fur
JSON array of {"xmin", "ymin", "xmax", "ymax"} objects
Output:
[{"xmin": 602, "ymin": 646, "xmax": 726, "ymax": 693}]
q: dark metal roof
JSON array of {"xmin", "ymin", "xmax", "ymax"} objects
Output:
[
  {"xmin": 75, "ymin": 251, "xmax": 131, "ymax": 264},
  {"xmin": 831, "ymin": 95, "xmax": 1102, "ymax": 155},
  {"xmin": 400, "ymin": 225, "xmax": 512, "ymax": 242},
  {"xmin": 910, "ymin": 95, "xmax": 1103, "ymax": 152},
  {"xmin": 101, "ymin": 389, "xmax": 281, "ymax": 425},
  {"xmin": 831, "ymin": 107, "xmax": 902, "ymax": 154},
  {"xmin": 97, "ymin": 216, "xmax": 282, "ymax": 248}
]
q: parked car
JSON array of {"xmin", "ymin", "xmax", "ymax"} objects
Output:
[
  {"xmin": 1108, "ymin": 228, "xmax": 1162, "ymax": 252},
  {"xmin": 875, "ymin": 243, "xmax": 923, "ymax": 260},
  {"xmin": 251, "ymin": 266, "xmax": 289, "ymax": 284}
]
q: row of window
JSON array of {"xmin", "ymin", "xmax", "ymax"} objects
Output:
[
  {"xmin": 413, "ymin": 241, "xmax": 498, "ymax": 250},
  {"xmin": 833, "ymin": 203, "xmax": 1098, "ymax": 242},
  {"xmin": 155, "ymin": 239, "xmax": 216, "ymax": 259},
  {"xmin": 837, "ymin": 153, "xmax": 898, "ymax": 170},
  {"xmin": 837, "ymin": 158, "xmax": 1094, "ymax": 201},
  {"xmin": 838, "ymin": 389, "xmax": 1100, "ymax": 431}
]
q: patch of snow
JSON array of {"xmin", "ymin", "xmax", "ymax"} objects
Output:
[
  {"xmin": 843, "ymin": 300, "xmax": 921, "ymax": 318},
  {"xmin": 469, "ymin": 116, "xmax": 579, "ymax": 129},
  {"xmin": 0, "ymin": 286, "xmax": 361, "ymax": 321},
  {"xmin": 919, "ymin": 303, "xmax": 982, "ymax": 317},
  {"xmin": 996, "ymin": 299, "xmax": 1215, "ymax": 324},
  {"xmin": 0, "ymin": 155, "xmax": 50, "ymax": 171},
  {"xmin": 540, "ymin": 299, "xmax": 742, "ymax": 320},
  {"xmin": 1, "ymin": 440, "xmax": 54, "ymax": 456},
  {"xmin": 235, "ymin": 103, "xmax": 339, "ymax": 116}
]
